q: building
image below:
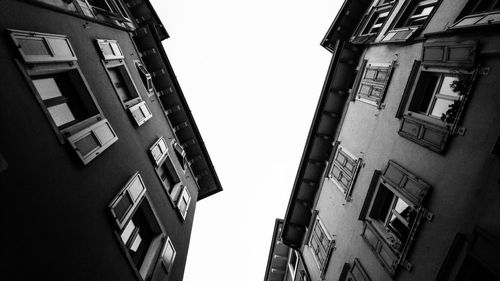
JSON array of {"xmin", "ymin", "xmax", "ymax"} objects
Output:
[
  {"xmin": 280, "ymin": 0, "xmax": 500, "ymax": 280},
  {"xmin": 264, "ymin": 219, "xmax": 311, "ymax": 281},
  {"xmin": 0, "ymin": 0, "xmax": 222, "ymax": 280}
]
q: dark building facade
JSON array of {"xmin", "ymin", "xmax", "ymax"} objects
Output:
[
  {"xmin": 0, "ymin": 1, "xmax": 222, "ymax": 281},
  {"xmin": 278, "ymin": 0, "xmax": 500, "ymax": 280}
]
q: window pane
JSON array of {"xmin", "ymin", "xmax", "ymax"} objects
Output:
[
  {"xmin": 46, "ymin": 38, "xmax": 73, "ymax": 58},
  {"xmin": 120, "ymin": 220, "xmax": 136, "ymax": 243},
  {"xmin": 162, "ymin": 240, "xmax": 175, "ymax": 268},
  {"xmin": 33, "ymin": 78, "xmax": 63, "ymax": 100},
  {"xmin": 74, "ymin": 133, "xmax": 99, "ymax": 156},
  {"xmin": 394, "ymin": 198, "xmax": 410, "ymax": 214},
  {"xmin": 178, "ymin": 197, "xmax": 188, "ymax": 214},
  {"xmin": 430, "ymin": 98, "xmax": 454, "ymax": 117},
  {"xmin": 151, "ymin": 145, "xmax": 162, "ymax": 161},
  {"xmin": 129, "ymin": 233, "xmax": 142, "ymax": 252},
  {"xmin": 158, "ymin": 140, "xmax": 167, "ymax": 154},
  {"xmin": 128, "ymin": 177, "xmax": 144, "ymax": 202},
  {"xmin": 18, "ymin": 37, "xmax": 50, "ymax": 56},
  {"xmin": 47, "ymin": 103, "xmax": 76, "ymax": 127},
  {"xmin": 439, "ymin": 76, "xmax": 460, "ymax": 97},
  {"xmin": 113, "ymin": 193, "xmax": 133, "ymax": 222}
]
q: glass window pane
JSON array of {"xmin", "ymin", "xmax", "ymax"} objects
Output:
[
  {"xmin": 47, "ymin": 103, "xmax": 76, "ymax": 127},
  {"xmin": 128, "ymin": 177, "xmax": 144, "ymax": 202},
  {"xmin": 113, "ymin": 194, "xmax": 132, "ymax": 223},
  {"xmin": 394, "ymin": 198, "xmax": 410, "ymax": 214},
  {"xmin": 162, "ymin": 240, "xmax": 175, "ymax": 267},
  {"xmin": 151, "ymin": 145, "xmax": 162, "ymax": 161},
  {"xmin": 33, "ymin": 78, "xmax": 63, "ymax": 100},
  {"xmin": 439, "ymin": 76, "xmax": 460, "ymax": 97},
  {"xmin": 120, "ymin": 220, "xmax": 136, "ymax": 243},
  {"xmin": 430, "ymin": 98, "xmax": 454, "ymax": 117},
  {"xmin": 158, "ymin": 140, "xmax": 167, "ymax": 154},
  {"xmin": 129, "ymin": 233, "xmax": 142, "ymax": 252}
]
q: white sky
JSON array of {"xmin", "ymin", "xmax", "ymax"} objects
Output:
[{"xmin": 150, "ymin": 0, "xmax": 342, "ymax": 280}]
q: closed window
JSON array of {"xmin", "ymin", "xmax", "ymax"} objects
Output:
[
  {"xmin": 176, "ymin": 185, "xmax": 192, "ymax": 220},
  {"xmin": 398, "ymin": 41, "xmax": 478, "ymax": 153},
  {"xmin": 308, "ymin": 215, "xmax": 334, "ymax": 274},
  {"xmin": 382, "ymin": 0, "xmax": 439, "ymax": 42},
  {"xmin": 353, "ymin": 60, "xmax": 395, "ymax": 108},
  {"xmin": 328, "ymin": 143, "xmax": 362, "ymax": 201},
  {"xmin": 11, "ymin": 30, "xmax": 117, "ymax": 164},
  {"xmin": 136, "ymin": 61, "xmax": 155, "ymax": 96},
  {"xmin": 109, "ymin": 173, "xmax": 175, "ymax": 280},
  {"xmin": 99, "ymin": 40, "xmax": 153, "ymax": 127},
  {"xmin": 360, "ymin": 161, "xmax": 431, "ymax": 276}
]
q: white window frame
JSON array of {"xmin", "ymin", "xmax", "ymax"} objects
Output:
[
  {"xmin": 149, "ymin": 137, "xmax": 168, "ymax": 166},
  {"xmin": 176, "ymin": 185, "xmax": 192, "ymax": 220},
  {"xmin": 160, "ymin": 237, "xmax": 176, "ymax": 273},
  {"xmin": 135, "ymin": 61, "xmax": 155, "ymax": 97},
  {"xmin": 287, "ymin": 249, "xmax": 299, "ymax": 280}
]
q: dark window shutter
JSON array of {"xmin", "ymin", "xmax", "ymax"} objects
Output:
[
  {"xmin": 382, "ymin": 160, "xmax": 431, "ymax": 207},
  {"xmin": 422, "ymin": 41, "xmax": 477, "ymax": 68},
  {"xmin": 396, "ymin": 60, "xmax": 421, "ymax": 118},
  {"xmin": 351, "ymin": 60, "xmax": 368, "ymax": 101},
  {"xmin": 398, "ymin": 115, "xmax": 449, "ymax": 153},
  {"xmin": 377, "ymin": 61, "xmax": 396, "ymax": 108},
  {"xmin": 361, "ymin": 222, "xmax": 398, "ymax": 276},
  {"xmin": 347, "ymin": 258, "xmax": 372, "ymax": 281}
]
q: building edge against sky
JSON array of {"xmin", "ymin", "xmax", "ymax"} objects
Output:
[
  {"xmin": 0, "ymin": 0, "xmax": 221, "ymax": 280},
  {"xmin": 275, "ymin": 0, "xmax": 500, "ymax": 281}
]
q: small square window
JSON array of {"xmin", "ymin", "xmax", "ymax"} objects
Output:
[{"xmin": 136, "ymin": 61, "xmax": 155, "ymax": 97}]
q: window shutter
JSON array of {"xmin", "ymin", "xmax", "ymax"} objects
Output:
[
  {"xmin": 381, "ymin": 27, "xmax": 419, "ymax": 42},
  {"xmin": 149, "ymin": 137, "xmax": 168, "ymax": 166},
  {"xmin": 177, "ymin": 186, "xmax": 191, "ymax": 219},
  {"xmin": 347, "ymin": 258, "xmax": 372, "ymax": 281},
  {"xmin": 129, "ymin": 101, "xmax": 152, "ymax": 126},
  {"xmin": 136, "ymin": 62, "xmax": 155, "ymax": 95},
  {"xmin": 422, "ymin": 41, "xmax": 477, "ymax": 68},
  {"xmin": 109, "ymin": 173, "xmax": 147, "ymax": 229},
  {"xmin": 361, "ymin": 222, "xmax": 399, "ymax": 276},
  {"xmin": 97, "ymin": 39, "xmax": 124, "ymax": 60},
  {"xmin": 74, "ymin": 0, "xmax": 95, "ymax": 17},
  {"xmin": 351, "ymin": 60, "xmax": 368, "ymax": 101},
  {"xmin": 159, "ymin": 237, "xmax": 176, "ymax": 273},
  {"xmin": 10, "ymin": 30, "xmax": 77, "ymax": 63},
  {"xmin": 396, "ymin": 60, "xmax": 421, "ymax": 118},
  {"xmin": 381, "ymin": 160, "xmax": 430, "ymax": 207},
  {"xmin": 67, "ymin": 119, "xmax": 118, "ymax": 165},
  {"xmin": 398, "ymin": 115, "xmax": 449, "ymax": 153},
  {"xmin": 377, "ymin": 61, "xmax": 396, "ymax": 108}
]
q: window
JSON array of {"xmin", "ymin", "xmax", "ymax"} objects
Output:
[
  {"xmin": 109, "ymin": 173, "xmax": 175, "ymax": 280},
  {"xmin": 352, "ymin": 1, "xmax": 394, "ymax": 44},
  {"xmin": 360, "ymin": 161, "xmax": 431, "ymax": 276},
  {"xmin": 176, "ymin": 185, "xmax": 191, "ymax": 220},
  {"xmin": 172, "ymin": 140, "xmax": 187, "ymax": 171},
  {"xmin": 328, "ymin": 143, "xmax": 363, "ymax": 201},
  {"xmin": 382, "ymin": 0, "xmax": 439, "ymax": 42},
  {"xmin": 136, "ymin": 61, "xmax": 155, "ymax": 97},
  {"xmin": 308, "ymin": 215, "xmax": 335, "ymax": 274},
  {"xmin": 82, "ymin": 0, "xmax": 130, "ymax": 20},
  {"xmin": 452, "ymin": 0, "xmax": 500, "ymax": 29},
  {"xmin": 288, "ymin": 249, "xmax": 298, "ymax": 280},
  {"xmin": 11, "ymin": 30, "xmax": 117, "ymax": 164},
  {"xmin": 398, "ymin": 41, "xmax": 478, "ymax": 152},
  {"xmin": 149, "ymin": 138, "xmax": 191, "ymax": 219},
  {"xmin": 98, "ymin": 40, "xmax": 153, "ymax": 127},
  {"xmin": 353, "ymin": 60, "xmax": 395, "ymax": 108}
]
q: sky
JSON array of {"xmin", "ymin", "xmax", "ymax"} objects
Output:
[{"xmin": 150, "ymin": 1, "xmax": 342, "ymax": 280}]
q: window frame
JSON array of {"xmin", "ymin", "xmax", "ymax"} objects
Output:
[
  {"xmin": 351, "ymin": 1, "xmax": 395, "ymax": 44},
  {"xmin": 176, "ymin": 185, "xmax": 192, "ymax": 220},
  {"xmin": 288, "ymin": 249, "xmax": 299, "ymax": 280},
  {"xmin": 381, "ymin": 0, "xmax": 440, "ymax": 43},
  {"xmin": 11, "ymin": 30, "xmax": 118, "ymax": 164},
  {"xmin": 360, "ymin": 161, "xmax": 431, "ymax": 276},
  {"xmin": 308, "ymin": 214, "xmax": 335, "ymax": 275},
  {"xmin": 135, "ymin": 61, "xmax": 155, "ymax": 97},
  {"xmin": 109, "ymin": 173, "xmax": 175, "ymax": 280},
  {"xmin": 103, "ymin": 59, "xmax": 143, "ymax": 109},
  {"xmin": 328, "ymin": 142, "xmax": 363, "ymax": 201}
]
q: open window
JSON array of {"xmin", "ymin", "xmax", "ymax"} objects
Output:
[
  {"xmin": 288, "ymin": 249, "xmax": 299, "ymax": 280},
  {"xmin": 360, "ymin": 161, "xmax": 431, "ymax": 276},
  {"xmin": 98, "ymin": 39, "xmax": 153, "ymax": 127},
  {"xmin": 328, "ymin": 143, "xmax": 363, "ymax": 201},
  {"xmin": 308, "ymin": 214, "xmax": 335, "ymax": 275},
  {"xmin": 11, "ymin": 29, "xmax": 118, "ymax": 165},
  {"xmin": 352, "ymin": 1, "xmax": 394, "ymax": 44},
  {"xmin": 136, "ymin": 61, "xmax": 155, "ymax": 97},
  {"xmin": 382, "ymin": 0, "xmax": 439, "ymax": 42},
  {"xmin": 109, "ymin": 173, "xmax": 175, "ymax": 280},
  {"xmin": 397, "ymin": 40, "xmax": 478, "ymax": 153},
  {"xmin": 74, "ymin": 0, "xmax": 132, "ymax": 24},
  {"xmin": 451, "ymin": 0, "xmax": 500, "ymax": 29}
]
